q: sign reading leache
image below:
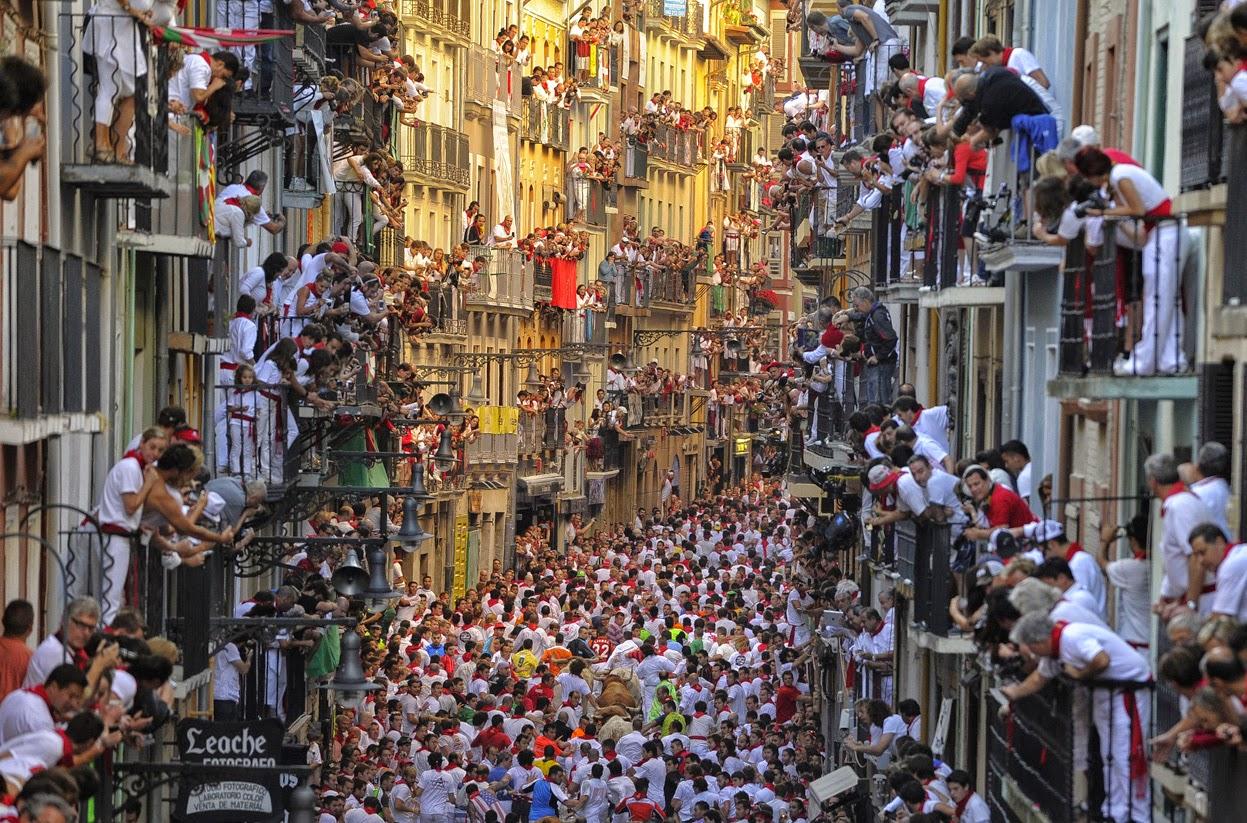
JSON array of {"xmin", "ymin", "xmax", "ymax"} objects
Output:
[{"xmin": 174, "ymin": 719, "xmax": 290, "ymax": 823}]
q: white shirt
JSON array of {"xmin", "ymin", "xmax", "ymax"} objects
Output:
[
  {"xmin": 226, "ymin": 314, "xmax": 257, "ymax": 367},
  {"xmin": 1061, "ymin": 583, "xmax": 1100, "ymax": 615},
  {"xmin": 1003, "ymin": 47, "xmax": 1042, "ymax": 77},
  {"xmin": 957, "ymin": 791, "xmax": 991, "ymax": 823},
  {"xmin": 1052, "ymin": 621, "xmax": 1150, "ymax": 683},
  {"xmin": 910, "ymin": 432, "xmax": 949, "ymax": 469},
  {"xmin": 239, "ymin": 266, "xmax": 270, "ymax": 303},
  {"xmin": 1014, "ymin": 462, "xmax": 1033, "ymax": 501},
  {"xmin": 0, "ymin": 688, "xmax": 54, "ymax": 746},
  {"xmin": 1110, "ymin": 163, "xmax": 1169, "ymax": 214},
  {"xmin": 1105, "ymin": 556, "xmax": 1150, "ymax": 646},
  {"xmin": 96, "ymin": 454, "xmax": 145, "ymax": 531},
  {"xmin": 1190, "ymin": 476, "xmax": 1231, "ymax": 537},
  {"xmin": 1213, "ymin": 543, "xmax": 1247, "ymax": 622},
  {"xmin": 217, "ymin": 183, "xmax": 272, "ymax": 226},
  {"xmin": 1064, "ymin": 547, "xmax": 1107, "ymax": 616},
  {"xmin": 1158, "ymin": 489, "xmax": 1214, "ymax": 601},
  {"xmin": 417, "ymin": 769, "xmax": 457, "ymax": 815},
  {"xmin": 0, "ymin": 729, "xmax": 71, "ymax": 785},
  {"xmin": 169, "ymin": 52, "xmax": 212, "ymax": 110},
  {"xmin": 390, "ymin": 782, "xmax": 417, "ymax": 823},
  {"xmin": 214, "ymin": 642, "xmax": 243, "ymax": 702},
  {"xmin": 907, "ymin": 405, "xmax": 950, "ymax": 453},
  {"xmin": 22, "ymin": 635, "xmax": 69, "ymax": 689}
]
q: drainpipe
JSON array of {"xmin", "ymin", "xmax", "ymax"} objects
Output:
[{"xmin": 42, "ymin": 2, "xmax": 62, "ymax": 252}]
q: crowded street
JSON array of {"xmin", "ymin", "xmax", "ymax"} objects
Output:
[{"xmin": 1, "ymin": 0, "xmax": 1247, "ymax": 819}]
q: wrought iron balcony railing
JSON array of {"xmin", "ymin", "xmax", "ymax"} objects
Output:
[
  {"xmin": 464, "ymin": 247, "xmax": 535, "ymax": 313},
  {"xmin": 650, "ymin": 123, "xmax": 701, "ymax": 168},
  {"xmin": 1056, "ymin": 216, "xmax": 1195, "ymax": 378},
  {"xmin": 58, "ymin": 13, "xmax": 173, "ymax": 198},
  {"xmin": 521, "ymin": 98, "xmax": 571, "ymax": 150},
  {"xmin": 401, "ymin": 122, "xmax": 471, "ymax": 189},
  {"xmin": 465, "ymin": 46, "xmax": 523, "ymax": 111}
]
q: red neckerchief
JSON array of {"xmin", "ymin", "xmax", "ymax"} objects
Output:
[
  {"xmin": 1159, "ymin": 482, "xmax": 1188, "ymax": 515},
  {"xmin": 122, "ymin": 449, "xmax": 147, "ymax": 470},
  {"xmin": 955, "ymin": 790, "xmax": 975, "ymax": 816},
  {"xmin": 869, "ymin": 622, "xmax": 885, "ymax": 638},
  {"xmin": 1121, "ymin": 691, "xmax": 1148, "ymax": 794},
  {"xmin": 1223, "ymin": 543, "xmax": 1241, "ymax": 564},
  {"xmin": 1064, "ymin": 543, "xmax": 1084, "ymax": 562},
  {"xmin": 233, "ymin": 312, "xmax": 251, "ymax": 320},
  {"xmin": 24, "ymin": 685, "xmax": 52, "ymax": 713},
  {"xmin": 245, "ymin": 183, "xmax": 260, "ymax": 196},
  {"xmin": 306, "ymin": 283, "xmax": 321, "ymax": 298},
  {"xmin": 864, "ymin": 425, "xmax": 880, "ymax": 435},
  {"xmin": 1049, "ymin": 620, "xmax": 1070, "ymax": 658}
]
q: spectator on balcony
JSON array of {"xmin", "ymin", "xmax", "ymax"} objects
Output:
[
  {"xmin": 334, "ymin": 144, "xmax": 384, "ymax": 243},
  {"xmin": 835, "ymin": 0, "xmax": 902, "ymax": 94},
  {"xmin": 844, "ymin": 287, "xmax": 896, "ymax": 405},
  {"xmin": 490, "ymin": 216, "xmax": 518, "ymax": 249},
  {"xmin": 968, "ymin": 35, "xmax": 1050, "ymax": 89},
  {"xmin": 894, "ymin": 424, "xmax": 953, "ymax": 474},
  {"xmin": 960, "ymin": 464, "xmax": 1036, "ymax": 543},
  {"xmin": 0, "ymin": 57, "xmax": 46, "ymax": 202},
  {"xmin": 1190, "ymin": 524, "xmax": 1247, "ymax": 623},
  {"xmin": 167, "ymin": 50, "xmax": 241, "ymax": 133},
  {"xmin": 1008, "ymin": 613, "xmax": 1151, "ymax": 822},
  {"xmin": 241, "ymin": 252, "xmax": 296, "ymax": 329},
  {"xmin": 896, "ymin": 72, "xmax": 947, "ymax": 124},
  {"xmin": 464, "ymin": 213, "xmax": 488, "ymax": 246},
  {"xmin": 946, "ymin": 770, "xmax": 990, "ymax": 823},
  {"xmin": 1145, "ymin": 451, "xmax": 1217, "ymax": 619},
  {"xmin": 949, "ymin": 66, "xmax": 1049, "ymax": 149},
  {"xmin": 77, "ymin": 430, "xmax": 169, "ymax": 624},
  {"xmin": 216, "ymin": 194, "xmax": 262, "ymax": 249},
  {"xmin": 1183, "ymin": 442, "xmax": 1232, "ymax": 536},
  {"xmin": 1074, "ymin": 147, "xmax": 1186, "ymax": 376},
  {"xmin": 218, "ymin": 171, "xmax": 287, "ymax": 238}
]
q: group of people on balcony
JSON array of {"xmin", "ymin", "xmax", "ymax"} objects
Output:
[
  {"xmin": 0, "ymin": 596, "xmax": 190, "ymax": 821},
  {"xmin": 786, "ymin": 0, "xmax": 1198, "ymax": 375},
  {"xmin": 569, "ymin": 10, "xmax": 625, "ymax": 88},
  {"xmin": 621, "ymin": 94, "xmax": 716, "ymax": 165},
  {"xmin": 797, "ymin": 298, "xmax": 1240, "ymax": 821}
]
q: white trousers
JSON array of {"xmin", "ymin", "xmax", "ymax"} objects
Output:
[
  {"xmin": 216, "ymin": 0, "xmax": 260, "ymax": 79},
  {"xmin": 101, "ymin": 532, "xmax": 131, "ymax": 625},
  {"xmin": 1122, "ymin": 221, "xmax": 1185, "ymax": 375},
  {"xmin": 1092, "ymin": 688, "xmax": 1151, "ymax": 823}
]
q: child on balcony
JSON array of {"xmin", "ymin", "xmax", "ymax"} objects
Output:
[
  {"xmin": 1208, "ymin": 51, "xmax": 1247, "ymax": 124},
  {"xmin": 214, "ymin": 364, "xmax": 259, "ymax": 477}
]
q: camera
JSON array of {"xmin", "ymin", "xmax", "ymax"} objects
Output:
[{"xmin": 1073, "ymin": 194, "xmax": 1108, "ymax": 218}]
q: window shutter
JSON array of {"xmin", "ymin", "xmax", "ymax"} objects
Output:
[
  {"xmin": 1199, "ymin": 361, "xmax": 1236, "ymax": 464},
  {"xmin": 770, "ymin": 13, "xmax": 789, "ymax": 65}
]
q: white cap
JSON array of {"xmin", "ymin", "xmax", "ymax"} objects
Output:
[
  {"xmin": 111, "ymin": 668, "xmax": 138, "ymax": 711},
  {"xmin": 1023, "ymin": 519, "xmax": 1065, "ymax": 542},
  {"xmin": 1070, "ymin": 124, "xmax": 1100, "ymax": 147}
]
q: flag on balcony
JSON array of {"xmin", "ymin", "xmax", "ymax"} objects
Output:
[
  {"xmin": 551, "ymin": 258, "xmax": 578, "ymax": 310},
  {"xmin": 150, "ymin": 25, "xmax": 294, "ymax": 50}
]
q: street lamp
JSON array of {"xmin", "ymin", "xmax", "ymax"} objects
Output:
[
  {"xmin": 523, "ymin": 361, "xmax": 542, "ymax": 389},
  {"xmin": 318, "ymin": 628, "xmax": 380, "ymax": 710},
  {"xmin": 434, "ymin": 428, "xmax": 457, "ymax": 470},
  {"xmin": 362, "ymin": 542, "xmax": 403, "ymax": 612},
  {"xmin": 395, "ymin": 495, "xmax": 433, "ymax": 546},
  {"xmin": 331, "ymin": 548, "xmax": 368, "ymax": 596},
  {"xmin": 465, "ymin": 372, "xmax": 488, "ymax": 406}
]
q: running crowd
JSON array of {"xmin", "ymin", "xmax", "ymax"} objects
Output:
[{"xmin": 257, "ymin": 476, "xmax": 994, "ymax": 823}]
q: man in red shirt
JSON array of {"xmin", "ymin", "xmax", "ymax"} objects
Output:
[
  {"xmin": 961, "ymin": 465, "xmax": 1036, "ymax": 542},
  {"xmin": 773, "ymin": 670, "xmax": 810, "ymax": 724}
]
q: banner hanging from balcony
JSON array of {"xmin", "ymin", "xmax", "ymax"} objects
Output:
[
  {"xmin": 663, "ymin": 0, "xmax": 688, "ymax": 15},
  {"xmin": 151, "ymin": 25, "xmax": 295, "ymax": 50},
  {"xmin": 174, "ymin": 718, "xmax": 301, "ymax": 822}
]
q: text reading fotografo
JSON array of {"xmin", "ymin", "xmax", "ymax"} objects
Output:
[{"xmin": 174, "ymin": 718, "xmax": 301, "ymax": 823}]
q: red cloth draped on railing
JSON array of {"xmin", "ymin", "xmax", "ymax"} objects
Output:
[{"xmin": 551, "ymin": 258, "xmax": 578, "ymax": 309}]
